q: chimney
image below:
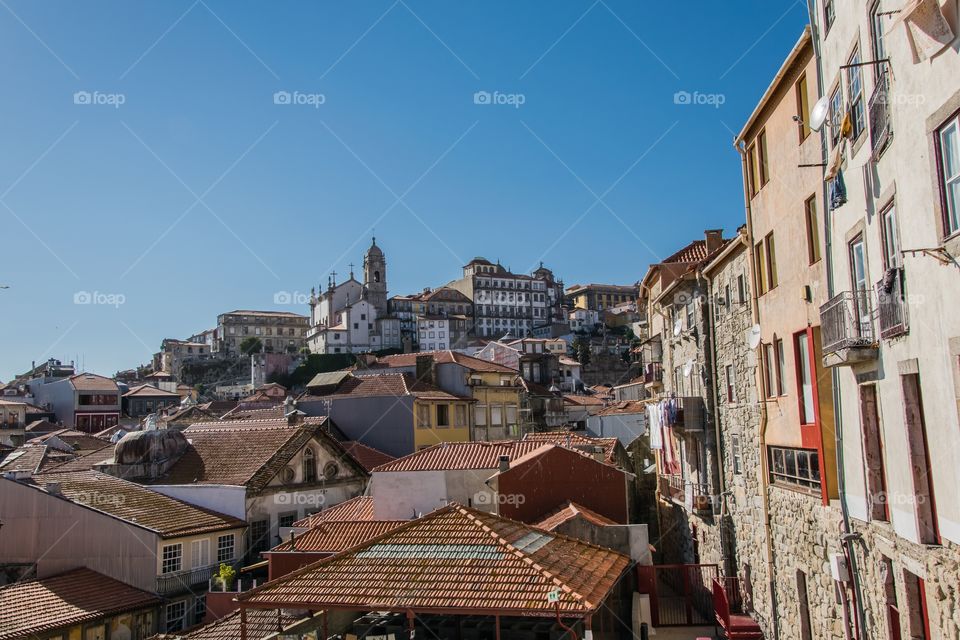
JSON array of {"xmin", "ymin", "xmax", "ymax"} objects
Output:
[
  {"xmin": 592, "ymin": 446, "xmax": 605, "ymax": 463},
  {"xmin": 46, "ymin": 481, "xmax": 62, "ymax": 496},
  {"xmin": 498, "ymin": 455, "xmax": 510, "ymax": 473},
  {"xmin": 704, "ymin": 229, "xmax": 724, "ymax": 255},
  {"xmin": 289, "ymin": 530, "xmax": 296, "ymax": 552},
  {"xmin": 415, "ymin": 355, "xmax": 434, "ymax": 385}
]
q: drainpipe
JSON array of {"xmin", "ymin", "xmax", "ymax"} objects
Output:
[
  {"xmin": 735, "ymin": 139, "xmax": 779, "ymax": 640},
  {"xmin": 697, "ymin": 266, "xmax": 732, "ymax": 577},
  {"xmin": 805, "ymin": 1, "xmax": 868, "ymax": 636}
]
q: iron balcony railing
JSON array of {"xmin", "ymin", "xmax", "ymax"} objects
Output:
[
  {"xmin": 875, "ymin": 268, "xmax": 909, "ymax": 339},
  {"xmin": 156, "ymin": 560, "xmax": 231, "ymax": 596},
  {"xmin": 659, "ymin": 473, "xmax": 685, "ymax": 501},
  {"xmin": 820, "ymin": 290, "xmax": 876, "ymax": 355},
  {"xmin": 869, "ymin": 72, "xmax": 892, "ymax": 155}
]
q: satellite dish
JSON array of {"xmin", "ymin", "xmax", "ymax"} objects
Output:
[
  {"xmin": 747, "ymin": 324, "xmax": 762, "ymax": 350},
  {"xmin": 809, "ymin": 96, "xmax": 830, "ymax": 132},
  {"xmin": 673, "ymin": 318, "xmax": 683, "ymax": 336},
  {"xmin": 683, "ymin": 360, "xmax": 693, "ymax": 377}
]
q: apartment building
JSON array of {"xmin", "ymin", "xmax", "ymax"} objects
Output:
[
  {"xmin": 811, "ymin": 2, "xmax": 960, "ymax": 637},
  {"xmin": 640, "ymin": 230, "xmax": 728, "ymax": 569},
  {"xmin": 0, "ymin": 470, "xmax": 246, "ymax": 633},
  {"xmin": 732, "ymin": 28, "xmax": 846, "ymax": 639},
  {"xmin": 26, "ymin": 372, "xmax": 121, "ymax": 433},
  {"xmin": 446, "ymin": 258, "xmax": 564, "ymax": 338},
  {"xmin": 216, "ymin": 310, "xmax": 310, "ymax": 355},
  {"xmin": 565, "ymin": 282, "xmax": 639, "ymax": 312}
]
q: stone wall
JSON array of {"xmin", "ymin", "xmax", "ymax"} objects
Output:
[
  {"xmin": 767, "ymin": 486, "xmax": 844, "ymax": 640},
  {"xmin": 851, "ymin": 520, "xmax": 960, "ymax": 639}
]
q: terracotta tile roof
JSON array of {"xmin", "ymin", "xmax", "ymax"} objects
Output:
[
  {"xmin": 270, "ymin": 520, "xmax": 405, "ymax": 553},
  {"xmin": 24, "ymin": 419, "xmax": 60, "ymax": 433},
  {"xmin": 68, "ymin": 373, "xmax": 120, "ymax": 392},
  {"xmin": 27, "ymin": 470, "xmax": 246, "ymax": 537},
  {"xmin": 340, "ymin": 441, "xmax": 395, "ymax": 472},
  {"xmin": 123, "ymin": 384, "xmax": 180, "ymax": 398},
  {"xmin": 662, "ymin": 239, "xmax": 709, "ymax": 264},
  {"xmin": 27, "ymin": 429, "xmax": 111, "ymax": 452},
  {"xmin": 198, "ymin": 400, "xmax": 239, "ymax": 414},
  {"xmin": 563, "ymin": 394, "xmax": 605, "ymax": 407},
  {"xmin": 157, "ymin": 608, "xmax": 301, "ymax": 640},
  {"xmin": 186, "ymin": 416, "xmax": 325, "ymax": 431},
  {"xmin": 305, "ymin": 373, "xmax": 470, "ymax": 402},
  {"xmin": 522, "ymin": 432, "xmax": 619, "ymax": 465},
  {"xmin": 238, "ymin": 504, "xmax": 631, "ymax": 615},
  {"xmin": 371, "ymin": 351, "xmax": 518, "ymax": 374},
  {"xmin": 219, "ymin": 404, "xmax": 286, "ymax": 421},
  {"xmin": 158, "ymin": 421, "xmax": 363, "ymax": 490},
  {"xmin": 534, "ymin": 501, "xmax": 618, "ymax": 531},
  {"xmin": 0, "ymin": 445, "xmax": 75, "ymax": 474},
  {"xmin": 38, "ymin": 444, "xmax": 114, "ymax": 473},
  {"xmin": 293, "ymin": 496, "xmax": 374, "ymax": 527},
  {"xmin": 373, "ymin": 441, "xmax": 546, "ymax": 472},
  {"xmin": 0, "ymin": 568, "xmax": 161, "ymax": 640},
  {"xmin": 597, "ymin": 400, "xmax": 649, "ymax": 416}
]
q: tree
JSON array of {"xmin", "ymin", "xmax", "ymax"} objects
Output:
[
  {"xmin": 573, "ymin": 337, "xmax": 591, "ymax": 366},
  {"xmin": 239, "ymin": 337, "xmax": 263, "ymax": 355}
]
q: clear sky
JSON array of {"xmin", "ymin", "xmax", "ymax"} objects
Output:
[{"xmin": 0, "ymin": 0, "xmax": 809, "ymax": 381}]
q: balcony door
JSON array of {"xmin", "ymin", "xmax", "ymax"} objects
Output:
[{"xmin": 849, "ymin": 236, "xmax": 870, "ymax": 338}]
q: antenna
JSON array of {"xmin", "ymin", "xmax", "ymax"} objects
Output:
[
  {"xmin": 746, "ymin": 324, "xmax": 762, "ymax": 350},
  {"xmin": 809, "ymin": 96, "xmax": 831, "ymax": 132}
]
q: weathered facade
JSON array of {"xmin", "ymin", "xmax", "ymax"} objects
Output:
[{"xmin": 813, "ymin": 1, "xmax": 960, "ymax": 637}]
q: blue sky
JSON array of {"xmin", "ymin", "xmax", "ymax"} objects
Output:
[{"xmin": 0, "ymin": 0, "xmax": 809, "ymax": 380}]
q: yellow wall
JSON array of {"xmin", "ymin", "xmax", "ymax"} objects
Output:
[{"xmin": 413, "ymin": 399, "xmax": 471, "ymax": 449}]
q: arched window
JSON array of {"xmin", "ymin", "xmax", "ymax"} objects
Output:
[
  {"xmin": 374, "ymin": 270, "xmax": 381, "ymax": 283},
  {"xmin": 302, "ymin": 448, "xmax": 316, "ymax": 483}
]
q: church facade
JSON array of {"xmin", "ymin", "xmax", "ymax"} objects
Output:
[{"xmin": 306, "ymin": 239, "xmax": 401, "ymax": 354}]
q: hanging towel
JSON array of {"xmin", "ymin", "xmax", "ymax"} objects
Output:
[
  {"xmin": 825, "ymin": 140, "xmax": 844, "ymax": 180},
  {"xmin": 889, "ymin": 0, "xmax": 955, "ymax": 62},
  {"xmin": 647, "ymin": 403, "xmax": 663, "ymax": 450},
  {"xmin": 830, "ymin": 169, "xmax": 848, "ymax": 210}
]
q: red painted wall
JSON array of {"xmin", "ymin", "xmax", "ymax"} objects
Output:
[
  {"xmin": 266, "ymin": 551, "xmax": 330, "ymax": 581},
  {"xmin": 496, "ymin": 446, "xmax": 628, "ymax": 524}
]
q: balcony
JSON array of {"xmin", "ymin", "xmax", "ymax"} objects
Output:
[
  {"xmin": 820, "ymin": 291, "xmax": 878, "ymax": 367},
  {"xmin": 156, "ymin": 561, "xmax": 229, "ymax": 596},
  {"xmin": 662, "ymin": 396, "xmax": 705, "ymax": 431},
  {"xmin": 876, "ymin": 268, "xmax": 909, "ymax": 339},
  {"xmin": 643, "ymin": 362, "xmax": 663, "ymax": 386},
  {"xmin": 659, "ymin": 473, "xmax": 684, "ymax": 501},
  {"xmin": 869, "ymin": 72, "xmax": 892, "ymax": 156}
]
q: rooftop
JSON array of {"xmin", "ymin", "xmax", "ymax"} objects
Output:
[
  {"xmin": 303, "ymin": 372, "xmax": 470, "ymax": 402},
  {"xmin": 68, "ymin": 373, "xmax": 120, "ymax": 393},
  {"xmin": 369, "ymin": 350, "xmax": 518, "ymax": 374},
  {"xmin": 123, "ymin": 384, "xmax": 180, "ymax": 398},
  {"xmin": 340, "ymin": 441, "xmax": 395, "ymax": 472},
  {"xmin": 270, "ymin": 520, "xmax": 405, "ymax": 553},
  {"xmin": 158, "ymin": 421, "xmax": 353, "ymax": 489},
  {"xmin": 534, "ymin": 501, "xmax": 618, "ymax": 531},
  {"xmin": 293, "ymin": 496, "xmax": 374, "ymax": 527},
  {"xmin": 237, "ymin": 504, "xmax": 630, "ymax": 616},
  {"xmin": 154, "ymin": 608, "xmax": 301, "ymax": 640},
  {"xmin": 25, "ymin": 470, "xmax": 246, "ymax": 538},
  {"xmin": 373, "ymin": 440, "xmax": 547, "ymax": 473},
  {"xmin": 0, "ymin": 568, "xmax": 161, "ymax": 640}
]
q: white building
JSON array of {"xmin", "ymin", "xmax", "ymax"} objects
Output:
[
  {"xmin": 813, "ymin": 1, "xmax": 960, "ymax": 636},
  {"xmin": 307, "ymin": 239, "xmax": 402, "ymax": 354}
]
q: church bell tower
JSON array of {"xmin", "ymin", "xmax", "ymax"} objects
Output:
[{"xmin": 363, "ymin": 237, "xmax": 388, "ymax": 317}]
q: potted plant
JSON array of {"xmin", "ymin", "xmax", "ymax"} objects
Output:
[{"xmin": 213, "ymin": 563, "xmax": 236, "ymax": 591}]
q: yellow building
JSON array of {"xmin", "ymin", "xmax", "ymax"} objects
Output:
[
  {"xmin": 413, "ymin": 393, "xmax": 473, "ymax": 450},
  {"xmin": 373, "ymin": 351, "xmax": 523, "ymax": 442},
  {"xmin": 565, "ymin": 283, "xmax": 639, "ymax": 312}
]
